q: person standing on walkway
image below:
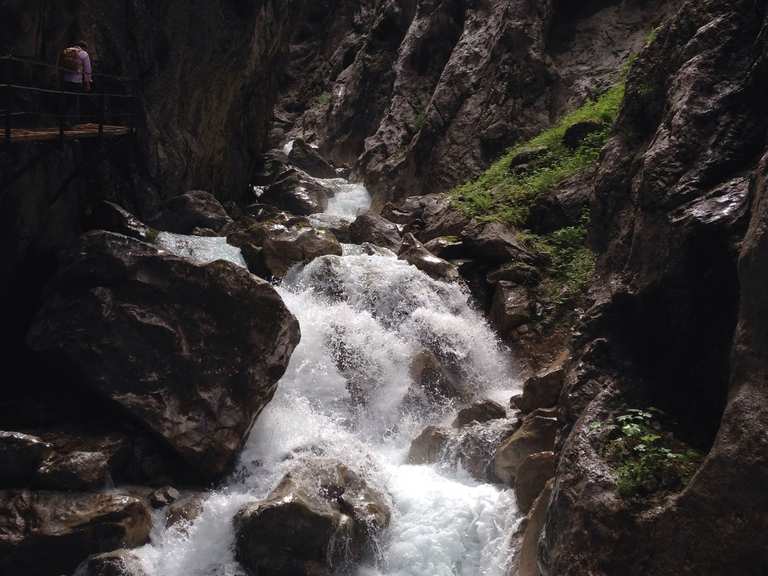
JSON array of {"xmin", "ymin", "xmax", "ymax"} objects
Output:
[{"xmin": 58, "ymin": 41, "xmax": 92, "ymax": 126}]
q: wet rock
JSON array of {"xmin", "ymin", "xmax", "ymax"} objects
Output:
[
  {"xmin": 152, "ymin": 191, "xmax": 233, "ymax": 234},
  {"xmin": 0, "ymin": 432, "xmax": 52, "ymax": 486},
  {"xmin": 0, "ymin": 491, "xmax": 152, "ymax": 576},
  {"xmin": 518, "ymin": 362, "xmax": 566, "ymax": 414},
  {"xmin": 36, "ymin": 450, "xmax": 112, "ymax": 491},
  {"xmin": 405, "ymin": 350, "xmax": 467, "ymax": 408},
  {"xmin": 28, "ymin": 231, "xmax": 300, "ymax": 482},
  {"xmin": 407, "ymin": 426, "xmax": 451, "ymax": 465},
  {"xmin": 490, "ymin": 282, "xmax": 534, "ymax": 337},
  {"xmin": 234, "ymin": 459, "xmax": 390, "ymax": 576},
  {"xmin": 74, "ymin": 549, "xmax": 147, "ymax": 576},
  {"xmin": 288, "ymin": 139, "xmax": 337, "ymax": 179},
  {"xmin": 517, "ymin": 479, "xmax": 553, "ymax": 576},
  {"xmin": 515, "ymin": 451, "xmax": 555, "ymax": 514},
  {"xmin": 527, "ymin": 171, "xmax": 593, "ymax": 235},
  {"xmin": 349, "ymin": 213, "xmax": 402, "ymax": 251},
  {"xmin": 149, "ymin": 486, "xmax": 180, "ymax": 509},
  {"xmin": 451, "ymin": 418, "xmax": 522, "ymax": 482},
  {"xmin": 398, "ymin": 233, "xmax": 459, "ymax": 282},
  {"xmin": 417, "ymin": 195, "xmax": 473, "ymax": 242},
  {"xmin": 493, "ymin": 415, "xmax": 558, "ymax": 485},
  {"xmin": 308, "ymin": 214, "xmax": 352, "ymax": 243},
  {"xmin": 190, "ymin": 227, "xmax": 219, "ymax": 237},
  {"xmin": 262, "ymin": 224, "xmax": 343, "ymax": 278},
  {"xmin": 260, "ymin": 169, "xmax": 331, "ymax": 215},
  {"xmin": 89, "ymin": 202, "xmax": 156, "ymax": 243},
  {"xmin": 165, "ymin": 494, "xmax": 205, "ymax": 529},
  {"xmin": 452, "ymin": 400, "xmax": 507, "ymax": 428},
  {"xmin": 562, "ymin": 121, "xmax": 604, "ymax": 149}
]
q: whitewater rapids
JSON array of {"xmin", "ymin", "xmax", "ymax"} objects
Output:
[{"xmin": 135, "ymin": 180, "xmax": 523, "ymax": 576}]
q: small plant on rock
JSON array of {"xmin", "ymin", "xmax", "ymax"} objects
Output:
[{"xmin": 600, "ymin": 408, "xmax": 703, "ymax": 499}]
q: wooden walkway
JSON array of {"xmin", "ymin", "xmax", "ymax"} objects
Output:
[{"xmin": 7, "ymin": 123, "xmax": 131, "ymax": 143}]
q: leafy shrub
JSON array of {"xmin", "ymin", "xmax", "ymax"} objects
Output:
[{"xmin": 597, "ymin": 408, "xmax": 704, "ymax": 498}]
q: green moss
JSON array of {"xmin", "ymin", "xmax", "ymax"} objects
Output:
[
  {"xmin": 145, "ymin": 227, "xmax": 160, "ymax": 244},
  {"xmin": 315, "ymin": 92, "xmax": 331, "ymax": 107},
  {"xmin": 451, "ymin": 82, "xmax": 625, "ymax": 227},
  {"xmin": 596, "ymin": 408, "xmax": 704, "ymax": 499}
]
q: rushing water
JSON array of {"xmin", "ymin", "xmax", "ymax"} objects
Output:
[{"xmin": 135, "ymin": 180, "xmax": 522, "ymax": 576}]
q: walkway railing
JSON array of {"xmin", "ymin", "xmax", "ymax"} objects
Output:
[{"xmin": 0, "ymin": 54, "xmax": 139, "ymax": 145}]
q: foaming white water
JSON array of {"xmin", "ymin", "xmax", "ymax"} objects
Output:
[
  {"xmin": 135, "ymin": 184, "xmax": 521, "ymax": 576},
  {"xmin": 155, "ymin": 232, "xmax": 247, "ymax": 269}
]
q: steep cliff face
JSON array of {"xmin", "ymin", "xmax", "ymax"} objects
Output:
[
  {"xmin": 279, "ymin": 0, "xmax": 668, "ymax": 204},
  {"xmin": 541, "ymin": 1, "xmax": 768, "ymax": 574}
]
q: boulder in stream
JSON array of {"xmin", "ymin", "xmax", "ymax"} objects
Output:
[
  {"xmin": 349, "ymin": 213, "xmax": 402, "ymax": 251},
  {"xmin": 28, "ymin": 231, "xmax": 301, "ymax": 482},
  {"xmin": 493, "ymin": 414, "xmax": 558, "ymax": 485},
  {"xmin": 235, "ymin": 458, "xmax": 390, "ymax": 576},
  {"xmin": 74, "ymin": 549, "xmax": 147, "ymax": 576},
  {"xmin": 152, "ymin": 190, "xmax": 233, "ymax": 234},
  {"xmin": 398, "ymin": 233, "xmax": 460, "ymax": 282}
]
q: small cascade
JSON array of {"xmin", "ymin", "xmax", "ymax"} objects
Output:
[{"xmin": 135, "ymin": 176, "xmax": 523, "ymax": 576}]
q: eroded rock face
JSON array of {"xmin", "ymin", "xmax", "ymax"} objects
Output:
[
  {"xmin": 490, "ymin": 282, "xmax": 534, "ymax": 338},
  {"xmin": 494, "ymin": 415, "xmax": 558, "ymax": 485},
  {"xmin": 407, "ymin": 425, "xmax": 451, "ymax": 465},
  {"xmin": 0, "ymin": 491, "xmax": 152, "ymax": 576},
  {"xmin": 288, "ymin": 139, "xmax": 338, "ymax": 179},
  {"xmin": 0, "ymin": 432, "xmax": 52, "ymax": 487},
  {"xmin": 539, "ymin": 1, "xmax": 768, "ymax": 574},
  {"xmin": 28, "ymin": 232, "xmax": 300, "ymax": 482},
  {"xmin": 515, "ymin": 451, "xmax": 555, "ymax": 514},
  {"xmin": 518, "ymin": 361, "xmax": 566, "ymax": 414},
  {"xmin": 234, "ymin": 459, "xmax": 390, "ymax": 576},
  {"xmin": 262, "ymin": 224, "xmax": 343, "ymax": 278},
  {"xmin": 260, "ymin": 169, "xmax": 333, "ymax": 216},
  {"xmin": 452, "ymin": 400, "xmax": 507, "ymax": 428}
]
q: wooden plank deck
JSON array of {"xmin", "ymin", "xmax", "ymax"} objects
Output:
[{"xmin": 5, "ymin": 123, "xmax": 131, "ymax": 143}]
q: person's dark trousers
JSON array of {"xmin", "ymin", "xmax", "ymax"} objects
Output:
[{"xmin": 60, "ymin": 81, "xmax": 83, "ymax": 127}]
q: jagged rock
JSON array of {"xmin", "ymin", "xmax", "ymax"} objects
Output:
[
  {"xmin": 515, "ymin": 451, "xmax": 555, "ymax": 514},
  {"xmin": 234, "ymin": 459, "xmax": 390, "ymax": 576},
  {"xmin": 490, "ymin": 282, "xmax": 534, "ymax": 337},
  {"xmin": 262, "ymin": 224, "xmax": 343, "ymax": 278},
  {"xmin": 517, "ymin": 479, "xmax": 554, "ymax": 576},
  {"xmin": 0, "ymin": 432, "xmax": 52, "ymax": 486},
  {"xmin": 452, "ymin": 418, "xmax": 522, "ymax": 482},
  {"xmin": 89, "ymin": 202, "xmax": 156, "ymax": 243},
  {"xmin": 461, "ymin": 221, "xmax": 537, "ymax": 266},
  {"xmin": 28, "ymin": 231, "xmax": 300, "ymax": 482},
  {"xmin": 407, "ymin": 426, "xmax": 451, "ymax": 465},
  {"xmin": 288, "ymin": 139, "xmax": 337, "ymax": 179},
  {"xmin": 493, "ymin": 415, "xmax": 558, "ymax": 485},
  {"xmin": 452, "ymin": 400, "xmax": 507, "ymax": 428},
  {"xmin": 349, "ymin": 213, "xmax": 402, "ymax": 250},
  {"xmin": 0, "ymin": 491, "xmax": 152, "ymax": 576},
  {"xmin": 149, "ymin": 486, "xmax": 180, "ymax": 509},
  {"xmin": 519, "ymin": 362, "xmax": 567, "ymax": 414},
  {"xmin": 398, "ymin": 233, "xmax": 459, "ymax": 282},
  {"xmin": 260, "ymin": 169, "xmax": 332, "ymax": 215},
  {"xmin": 527, "ymin": 171, "xmax": 593, "ymax": 235},
  {"xmin": 191, "ymin": 227, "xmax": 219, "ymax": 237},
  {"xmin": 74, "ymin": 549, "xmax": 147, "ymax": 576},
  {"xmin": 165, "ymin": 493, "xmax": 205, "ymax": 529},
  {"xmin": 36, "ymin": 450, "xmax": 111, "ymax": 491},
  {"xmin": 308, "ymin": 214, "xmax": 352, "ymax": 243},
  {"xmin": 508, "ymin": 146, "xmax": 550, "ymax": 172},
  {"xmin": 152, "ymin": 191, "xmax": 233, "ymax": 234}
]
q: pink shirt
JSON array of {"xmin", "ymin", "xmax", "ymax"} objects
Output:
[{"xmin": 62, "ymin": 48, "xmax": 92, "ymax": 84}]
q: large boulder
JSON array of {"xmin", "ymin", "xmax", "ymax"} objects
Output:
[
  {"xmin": 74, "ymin": 550, "xmax": 147, "ymax": 576},
  {"xmin": 0, "ymin": 491, "xmax": 152, "ymax": 576},
  {"xmin": 515, "ymin": 451, "xmax": 555, "ymax": 514},
  {"xmin": 349, "ymin": 214, "xmax": 402, "ymax": 251},
  {"xmin": 404, "ymin": 350, "xmax": 468, "ymax": 410},
  {"xmin": 262, "ymin": 224, "xmax": 343, "ymax": 278},
  {"xmin": 407, "ymin": 426, "xmax": 451, "ymax": 465},
  {"xmin": 398, "ymin": 233, "xmax": 459, "ymax": 282},
  {"xmin": 493, "ymin": 414, "xmax": 558, "ymax": 485},
  {"xmin": 490, "ymin": 282, "xmax": 534, "ymax": 338},
  {"xmin": 517, "ymin": 479, "xmax": 554, "ymax": 576},
  {"xmin": 235, "ymin": 459, "xmax": 390, "ymax": 576},
  {"xmin": 461, "ymin": 221, "xmax": 537, "ymax": 266},
  {"xmin": 260, "ymin": 169, "xmax": 332, "ymax": 215},
  {"xmin": 28, "ymin": 232, "xmax": 300, "ymax": 482},
  {"xmin": 152, "ymin": 191, "xmax": 233, "ymax": 234},
  {"xmin": 89, "ymin": 202, "xmax": 156, "ymax": 243}
]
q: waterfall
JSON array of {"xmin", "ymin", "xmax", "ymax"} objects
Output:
[{"xmin": 135, "ymin": 181, "xmax": 522, "ymax": 576}]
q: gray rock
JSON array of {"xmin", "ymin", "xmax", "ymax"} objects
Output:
[
  {"xmin": 152, "ymin": 191, "xmax": 233, "ymax": 234},
  {"xmin": 515, "ymin": 451, "xmax": 555, "ymax": 514},
  {"xmin": 74, "ymin": 549, "xmax": 147, "ymax": 576},
  {"xmin": 452, "ymin": 400, "xmax": 507, "ymax": 428},
  {"xmin": 493, "ymin": 415, "xmax": 558, "ymax": 485},
  {"xmin": 407, "ymin": 426, "xmax": 451, "ymax": 465},
  {"xmin": 349, "ymin": 213, "xmax": 402, "ymax": 251},
  {"xmin": 398, "ymin": 233, "xmax": 459, "ymax": 282}
]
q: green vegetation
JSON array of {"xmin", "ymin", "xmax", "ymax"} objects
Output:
[
  {"xmin": 451, "ymin": 82, "xmax": 625, "ymax": 227},
  {"xmin": 315, "ymin": 92, "xmax": 331, "ymax": 107},
  {"xmin": 595, "ymin": 408, "xmax": 704, "ymax": 499},
  {"xmin": 145, "ymin": 227, "xmax": 160, "ymax": 244}
]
